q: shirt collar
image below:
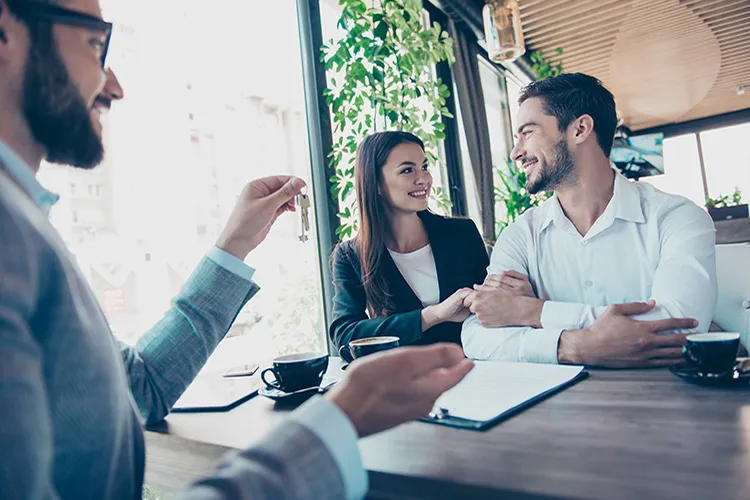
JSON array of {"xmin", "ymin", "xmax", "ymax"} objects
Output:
[
  {"xmin": 539, "ymin": 169, "xmax": 645, "ymax": 233},
  {"xmin": 609, "ymin": 169, "xmax": 646, "ymax": 224},
  {"xmin": 540, "ymin": 193, "xmax": 565, "ymax": 232},
  {"xmin": 0, "ymin": 140, "xmax": 59, "ymax": 216}
]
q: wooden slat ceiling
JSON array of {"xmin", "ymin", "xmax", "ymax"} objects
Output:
[{"xmin": 518, "ymin": 0, "xmax": 750, "ymax": 131}]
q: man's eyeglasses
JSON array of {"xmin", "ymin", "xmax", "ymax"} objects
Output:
[{"xmin": 10, "ymin": 1, "xmax": 113, "ymax": 69}]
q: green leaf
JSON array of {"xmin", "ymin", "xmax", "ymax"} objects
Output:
[
  {"xmin": 374, "ymin": 21, "xmax": 389, "ymax": 41},
  {"xmin": 341, "ymin": 181, "xmax": 354, "ymax": 200}
]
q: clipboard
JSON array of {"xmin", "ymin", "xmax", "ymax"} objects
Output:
[{"xmin": 420, "ymin": 363, "xmax": 590, "ymax": 431}]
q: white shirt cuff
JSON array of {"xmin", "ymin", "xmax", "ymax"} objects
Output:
[
  {"xmin": 519, "ymin": 328, "xmax": 564, "ymax": 364},
  {"xmin": 206, "ymin": 246, "xmax": 255, "ymax": 282},
  {"xmin": 541, "ymin": 301, "xmax": 588, "ymax": 331},
  {"xmin": 290, "ymin": 396, "xmax": 368, "ymax": 500}
]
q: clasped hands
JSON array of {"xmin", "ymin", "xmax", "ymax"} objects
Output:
[{"xmin": 464, "ymin": 271, "xmax": 543, "ymax": 328}]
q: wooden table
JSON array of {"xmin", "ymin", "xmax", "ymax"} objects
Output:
[{"xmin": 145, "ymin": 360, "xmax": 750, "ymax": 499}]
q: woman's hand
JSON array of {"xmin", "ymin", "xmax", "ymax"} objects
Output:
[{"xmin": 420, "ymin": 288, "xmax": 473, "ymax": 331}]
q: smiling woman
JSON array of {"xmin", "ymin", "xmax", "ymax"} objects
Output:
[{"xmin": 329, "ymin": 131, "xmax": 489, "ymax": 358}]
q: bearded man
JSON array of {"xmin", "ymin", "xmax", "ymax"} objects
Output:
[{"xmin": 461, "ymin": 73, "xmax": 716, "ymax": 368}]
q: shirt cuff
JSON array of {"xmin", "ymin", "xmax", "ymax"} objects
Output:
[
  {"xmin": 290, "ymin": 396, "xmax": 368, "ymax": 500},
  {"xmin": 519, "ymin": 328, "xmax": 564, "ymax": 364},
  {"xmin": 541, "ymin": 301, "xmax": 588, "ymax": 331},
  {"xmin": 206, "ymin": 246, "xmax": 255, "ymax": 282}
]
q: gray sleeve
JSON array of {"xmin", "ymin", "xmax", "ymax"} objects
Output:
[
  {"xmin": 120, "ymin": 257, "xmax": 259, "ymax": 424},
  {"xmin": 0, "ymin": 208, "xmax": 59, "ymax": 500},
  {"xmin": 177, "ymin": 420, "xmax": 347, "ymax": 500}
]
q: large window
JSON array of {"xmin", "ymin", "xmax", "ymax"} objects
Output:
[
  {"xmin": 702, "ymin": 123, "xmax": 750, "ymax": 203},
  {"xmin": 642, "ymin": 123, "xmax": 750, "ymax": 208},
  {"xmin": 38, "ymin": 0, "xmax": 327, "ymax": 358},
  {"xmin": 641, "ymin": 134, "xmax": 706, "ymax": 206}
]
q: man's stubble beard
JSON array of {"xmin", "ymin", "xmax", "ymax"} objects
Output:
[{"xmin": 527, "ymin": 137, "xmax": 575, "ymax": 195}]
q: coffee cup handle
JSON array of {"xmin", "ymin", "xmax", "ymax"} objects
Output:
[
  {"xmin": 682, "ymin": 344, "xmax": 700, "ymax": 365},
  {"xmin": 338, "ymin": 345, "xmax": 353, "ymax": 363},
  {"xmin": 261, "ymin": 368, "xmax": 281, "ymax": 389}
]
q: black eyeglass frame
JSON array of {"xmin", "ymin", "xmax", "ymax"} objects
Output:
[{"xmin": 9, "ymin": 1, "xmax": 113, "ymax": 68}]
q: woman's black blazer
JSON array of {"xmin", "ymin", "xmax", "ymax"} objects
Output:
[{"xmin": 329, "ymin": 211, "xmax": 489, "ymax": 350}]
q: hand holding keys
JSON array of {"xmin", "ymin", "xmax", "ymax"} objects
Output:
[{"xmin": 297, "ymin": 193, "xmax": 310, "ymax": 242}]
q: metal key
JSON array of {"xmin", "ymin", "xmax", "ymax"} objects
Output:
[{"xmin": 298, "ymin": 194, "xmax": 310, "ymax": 242}]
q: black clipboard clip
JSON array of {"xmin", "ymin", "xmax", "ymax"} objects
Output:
[{"xmin": 428, "ymin": 406, "xmax": 450, "ymax": 420}]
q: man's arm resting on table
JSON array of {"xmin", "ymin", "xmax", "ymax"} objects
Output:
[
  {"xmin": 461, "ymin": 314, "xmax": 563, "ymax": 363},
  {"xmin": 178, "ymin": 397, "xmax": 367, "ymax": 500},
  {"xmin": 122, "ymin": 248, "xmax": 260, "ymax": 424}
]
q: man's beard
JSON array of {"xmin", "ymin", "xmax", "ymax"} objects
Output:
[
  {"xmin": 22, "ymin": 24, "xmax": 104, "ymax": 169},
  {"xmin": 526, "ymin": 137, "xmax": 575, "ymax": 195}
]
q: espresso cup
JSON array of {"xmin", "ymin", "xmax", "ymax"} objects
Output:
[
  {"xmin": 682, "ymin": 332, "xmax": 740, "ymax": 374},
  {"xmin": 261, "ymin": 352, "xmax": 329, "ymax": 393},
  {"xmin": 338, "ymin": 336, "xmax": 400, "ymax": 363}
]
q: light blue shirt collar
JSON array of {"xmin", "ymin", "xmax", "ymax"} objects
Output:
[{"xmin": 0, "ymin": 140, "xmax": 59, "ymax": 216}]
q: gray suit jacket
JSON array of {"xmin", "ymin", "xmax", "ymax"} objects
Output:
[{"xmin": 0, "ymin": 165, "xmax": 347, "ymax": 499}]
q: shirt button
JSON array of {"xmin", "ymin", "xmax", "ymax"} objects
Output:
[{"xmin": 585, "ymin": 280, "xmax": 593, "ymax": 287}]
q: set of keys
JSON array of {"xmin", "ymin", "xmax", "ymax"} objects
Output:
[{"xmin": 296, "ymin": 193, "xmax": 310, "ymax": 242}]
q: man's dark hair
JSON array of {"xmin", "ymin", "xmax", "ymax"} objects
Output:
[{"xmin": 519, "ymin": 73, "xmax": 618, "ymax": 157}]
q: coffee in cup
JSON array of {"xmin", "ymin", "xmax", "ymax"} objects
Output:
[
  {"xmin": 261, "ymin": 352, "xmax": 329, "ymax": 393},
  {"xmin": 682, "ymin": 332, "xmax": 740, "ymax": 374},
  {"xmin": 339, "ymin": 336, "xmax": 400, "ymax": 362}
]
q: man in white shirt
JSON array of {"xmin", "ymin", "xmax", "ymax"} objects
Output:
[{"xmin": 462, "ymin": 73, "xmax": 716, "ymax": 367}]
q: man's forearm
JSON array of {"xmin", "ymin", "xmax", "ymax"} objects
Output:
[
  {"xmin": 462, "ymin": 314, "xmax": 562, "ymax": 363},
  {"xmin": 123, "ymin": 256, "xmax": 258, "ymax": 423},
  {"xmin": 542, "ymin": 300, "xmax": 707, "ymax": 333}
]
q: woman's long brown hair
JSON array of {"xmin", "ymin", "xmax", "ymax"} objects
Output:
[{"xmin": 353, "ymin": 131, "xmax": 425, "ymax": 318}]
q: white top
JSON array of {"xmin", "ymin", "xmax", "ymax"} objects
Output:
[
  {"xmin": 462, "ymin": 171, "xmax": 717, "ymax": 364},
  {"xmin": 388, "ymin": 244, "xmax": 440, "ymax": 307}
]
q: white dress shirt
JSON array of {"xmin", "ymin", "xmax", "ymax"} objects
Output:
[
  {"xmin": 0, "ymin": 139, "xmax": 367, "ymax": 500},
  {"xmin": 388, "ymin": 245, "xmax": 440, "ymax": 306},
  {"xmin": 462, "ymin": 171, "xmax": 717, "ymax": 364}
]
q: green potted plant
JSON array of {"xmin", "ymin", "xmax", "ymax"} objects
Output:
[{"xmin": 705, "ymin": 187, "xmax": 748, "ymax": 221}]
